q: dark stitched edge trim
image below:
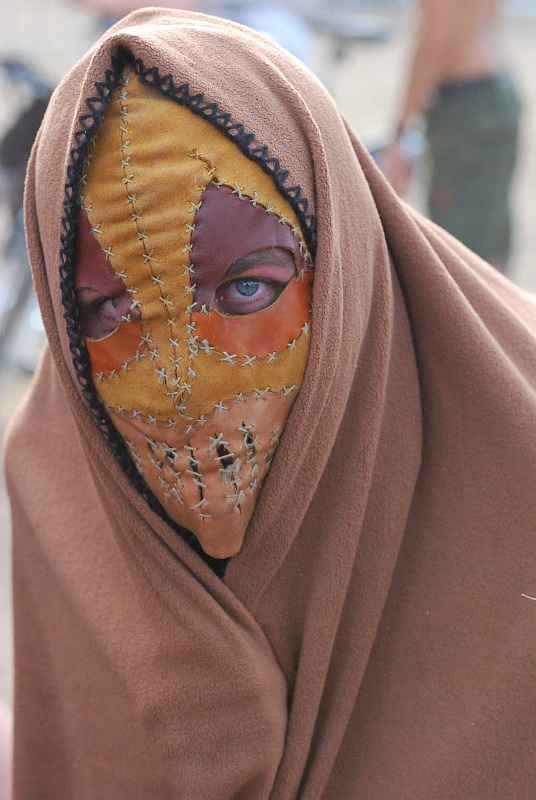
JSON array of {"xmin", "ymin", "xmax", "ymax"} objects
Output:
[
  {"xmin": 128, "ymin": 48, "xmax": 316, "ymax": 250},
  {"xmin": 59, "ymin": 47, "xmax": 316, "ymax": 543}
]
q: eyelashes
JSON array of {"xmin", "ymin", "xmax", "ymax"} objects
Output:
[
  {"xmin": 213, "ymin": 274, "xmax": 291, "ymax": 316},
  {"xmin": 76, "ymin": 287, "xmax": 140, "ymax": 340},
  {"xmin": 208, "ymin": 246, "xmax": 298, "ymax": 316}
]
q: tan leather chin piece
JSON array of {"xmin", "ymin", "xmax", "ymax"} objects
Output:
[{"xmin": 108, "ymin": 391, "xmax": 297, "ymax": 558}]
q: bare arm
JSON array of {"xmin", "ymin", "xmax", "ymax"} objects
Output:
[
  {"xmin": 383, "ymin": 0, "xmax": 460, "ymax": 195},
  {"xmin": 396, "ymin": 0, "xmax": 460, "ymax": 131}
]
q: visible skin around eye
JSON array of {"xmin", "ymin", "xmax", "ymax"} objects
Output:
[
  {"xmin": 75, "ymin": 285, "xmax": 140, "ymax": 340},
  {"xmin": 75, "ymin": 206, "xmax": 141, "ymax": 340},
  {"xmin": 75, "ymin": 246, "xmax": 296, "ymax": 338},
  {"xmin": 206, "ymin": 247, "xmax": 298, "ymax": 316}
]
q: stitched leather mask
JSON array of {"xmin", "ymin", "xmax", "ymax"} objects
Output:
[{"xmin": 75, "ymin": 71, "xmax": 313, "ymax": 558}]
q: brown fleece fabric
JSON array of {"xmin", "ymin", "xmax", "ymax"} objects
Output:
[{"xmin": 5, "ymin": 8, "xmax": 536, "ymax": 799}]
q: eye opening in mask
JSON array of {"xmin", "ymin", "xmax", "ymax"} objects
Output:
[
  {"xmin": 212, "ymin": 246, "xmax": 298, "ymax": 317},
  {"xmin": 75, "ymin": 284, "xmax": 140, "ymax": 341}
]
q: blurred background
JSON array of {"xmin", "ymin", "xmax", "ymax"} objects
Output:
[{"xmin": 1, "ymin": 0, "xmax": 536, "ymax": 709}]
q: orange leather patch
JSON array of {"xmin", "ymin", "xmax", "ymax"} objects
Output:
[
  {"xmin": 86, "ymin": 319, "xmax": 143, "ymax": 375},
  {"xmin": 192, "ymin": 273, "xmax": 312, "ymax": 358}
]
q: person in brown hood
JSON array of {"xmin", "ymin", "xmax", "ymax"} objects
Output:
[{"xmin": 4, "ymin": 8, "xmax": 536, "ymax": 799}]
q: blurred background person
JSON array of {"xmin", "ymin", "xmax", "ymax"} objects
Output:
[{"xmin": 383, "ymin": 0, "xmax": 521, "ymax": 273}]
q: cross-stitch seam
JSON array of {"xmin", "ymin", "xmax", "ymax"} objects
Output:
[{"xmin": 60, "ymin": 50, "xmax": 315, "ymax": 536}]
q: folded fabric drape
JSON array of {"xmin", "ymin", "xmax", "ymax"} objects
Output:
[{"xmin": 5, "ymin": 8, "xmax": 536, "ymax": 798}]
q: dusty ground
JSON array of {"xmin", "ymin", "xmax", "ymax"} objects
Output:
[{"xmin": 1, "ymin": 0, "xmax": 536, "ymax": 707}]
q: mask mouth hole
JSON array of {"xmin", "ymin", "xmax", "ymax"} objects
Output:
[
  {"xmin": 216, "ymin": 444, "xmax": 242, "ymax": 508},
  {"xmin": 187, "ymin": 450, "xmax": 205, "ymax": 504},
  {"xmin": 244, "ymin": 431, "xmax": 256, "ymax": 461},
  {"xmin": 216, "ymin": 444, "xmax": 235, "ymax": 469}
]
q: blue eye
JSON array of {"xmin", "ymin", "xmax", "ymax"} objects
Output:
[
  {"xmin": 212, "ymin": 248, "xmax": 298, "ymax": 316},
  {"xmin": 236, "ymin": 278, "xmax": 260, "ymax": 297}
]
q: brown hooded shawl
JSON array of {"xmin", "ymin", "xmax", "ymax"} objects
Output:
[{"xmin": 5, "ymin": 9, "xmax": 536, "ymax": 799}]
